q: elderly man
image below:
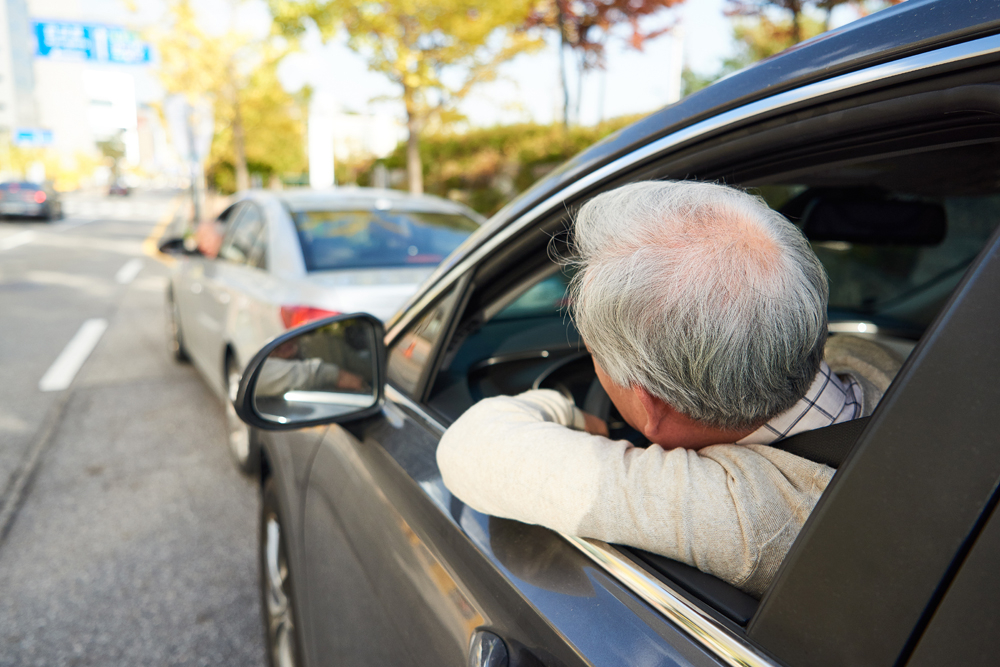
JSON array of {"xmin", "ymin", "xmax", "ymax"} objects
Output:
[{"xmin": 437, "ymin": 180, "xmax": 863, "ymax": 598}]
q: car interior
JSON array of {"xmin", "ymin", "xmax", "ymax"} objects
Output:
[{"xmin": 385, "ymin": 131, "xmax": 1000, "ymax": 631}]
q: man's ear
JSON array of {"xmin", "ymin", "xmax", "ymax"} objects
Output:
[{"xmin": 632, "ymin": 384, "xmax": 672, "ymax": 434}]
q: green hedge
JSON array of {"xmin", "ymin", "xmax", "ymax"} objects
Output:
[{"xmin": 340, "ymin": 115, "xmax": 643, "ymax": 216}]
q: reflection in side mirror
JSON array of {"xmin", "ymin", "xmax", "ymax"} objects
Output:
[{"xmin": 236, "ymin": 314, "xmax": 386, "ymax": 430}]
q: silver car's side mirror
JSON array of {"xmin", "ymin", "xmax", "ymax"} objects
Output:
[
  {"xmin": 235, "ymin": 313, "xmax": 386, "ymax": 430},
  {"xmin": 157, "ymin": 236, "xmax": 201, "ymax": 256}
]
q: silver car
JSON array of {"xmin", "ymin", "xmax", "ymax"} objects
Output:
[{"xmin": 160, "ymin": 187, "xmax": 483, "ymax": 473}]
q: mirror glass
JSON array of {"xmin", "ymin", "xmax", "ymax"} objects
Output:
[{"xmin": 252, "ymin": 317, "xmax": 378, "ymax": 424}]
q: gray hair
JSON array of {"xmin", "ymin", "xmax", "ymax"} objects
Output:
[{"xmin": 569, "ymin": 180, "xmax": 828, "ymax": 431}]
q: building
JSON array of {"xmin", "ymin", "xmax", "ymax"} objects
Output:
[
  {"xmin": 0, "ymin": 0, "xmax": 40, "ymax": 142},
  {"xmin": 0, "ymin": 0, "xmax": 175, "ymax": 184}
]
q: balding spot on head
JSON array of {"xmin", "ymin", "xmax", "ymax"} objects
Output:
[{"xmin": 568, "ymin": 180, "xmax": 829, "ymax": 430}]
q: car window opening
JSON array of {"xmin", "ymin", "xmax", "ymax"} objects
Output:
[{"xmin": 386, "ymin": 135, "xmax": 1000, "ymax": 629}]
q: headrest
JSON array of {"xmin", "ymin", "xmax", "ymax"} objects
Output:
[{"xmin": 782, "ymin": 187, "xmax": 946, "ymax": 246}]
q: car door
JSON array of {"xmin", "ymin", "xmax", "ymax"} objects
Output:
[
  {"xmin": 301, "ymin": 274, "xmax": 720, "ymax": 667},
  {"xmin": 298, "ymin": 284, "xmax": 468, "ymax": 667}
]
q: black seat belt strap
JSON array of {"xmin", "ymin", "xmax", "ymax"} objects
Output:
[{"xmin": 771, "ymin": 416, "xmax": 871, "ymax": 468}]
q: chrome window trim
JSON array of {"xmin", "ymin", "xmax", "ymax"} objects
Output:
[
  {"xmin": 385, "ymin": 383, "xmax": 446, "ymax": 436},
  {"xmin": 383, "ymin": 383, "xmax": 776, "ymax": 666},
  {"xmin": 387, "ymin": 33, "xmax": 1000, "ymax": 344},
  {"xmin": 829, "ymin": 321, "xmax": 881, "ymax": 334},
  {"xmin": 566, "ymin": 537, "xmax": 776, "ymax": 667}
]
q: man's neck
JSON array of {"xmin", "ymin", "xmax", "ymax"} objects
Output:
[{"xmin": 646, "ymin": 415, "xmax": 757, "ymax": 450}]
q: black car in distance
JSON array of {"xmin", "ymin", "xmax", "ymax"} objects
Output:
[
  {"xmin": 0, "ymin": 181, "xmax": 62, "ymax": 220},
  {"xmin": 234, "ymin": 3, "xmax": 1000, "ymax": 666}
]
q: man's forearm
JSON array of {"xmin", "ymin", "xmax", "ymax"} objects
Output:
[{"xmin": 437, "ymin": 390, "xmax": 627, "ymax": 533}]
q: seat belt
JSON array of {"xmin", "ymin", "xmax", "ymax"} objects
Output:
[{"xmin": 770, "ymin": 416, "xmax": 871, "ymax": 469}]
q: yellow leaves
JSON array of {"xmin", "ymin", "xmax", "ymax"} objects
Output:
[
  {"xmin": 269, "ymin": 0, "xmax": 546, "ymax": 192},
  {"xmin": 440, "ymin": 147, "xmax": 502, "ymax": 185},
  {"xmin": 274, "ymin": 0, "xmax": 545, "ymax": 118},
  {"xmin": 151, "ymin": 0, "xmax": 306, "ymax": 191},
  {"xmin": 732, "ymin": 13, "xmax": 825, "ymax": 61}
]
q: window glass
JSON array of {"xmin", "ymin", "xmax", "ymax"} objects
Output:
[
  {"xmin": 291, "ymin": 209, "xmax": 479, "ymax": 272},
  {"xmin": 492, "ymin": 272, "xmax": 572, "ymax": 320},
  {"xmin": 219, "ymin": 203, "xmax": 264, "ymax": 265},
  {"xmin": 426, "ymin": 266, "xmax": 581, "ymax": 422},
  {"xmin": 387, "ymin": 287, "xmax": 460, "ymax": 397},
  {"xmin": 814, "ymin": 195, "xmax": 1000, "ymax": 330},
  {"xmin": 751, "ymin": 144, "xmax": 1000, "ymax": 336}
]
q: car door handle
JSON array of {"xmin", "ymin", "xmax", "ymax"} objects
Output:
[{"xmin": 468, "ymin": 630, "xmax": 507, "ymax": 667}]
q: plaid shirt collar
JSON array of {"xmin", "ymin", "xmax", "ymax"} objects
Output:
[{"xmin": 737, "ymin": 361, "xmax": 863, "ymax": 446}]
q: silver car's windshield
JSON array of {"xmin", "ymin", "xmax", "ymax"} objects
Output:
[{"xmin": 292, "ymin": 209, "xmax": 479, "ymax": 271}]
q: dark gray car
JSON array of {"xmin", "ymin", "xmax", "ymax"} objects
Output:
[
  {"xmin": 0, "ymin": 181, "xmax": 62, "ymax": 220},
  {"xmin": 234, "ymin": 3, "xmax": 1000, "ymax": 666}
]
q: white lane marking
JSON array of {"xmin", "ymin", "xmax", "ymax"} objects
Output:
[
  {"xmin": 115, "ymin": 258, "xmax": 144, "ymax": 284},
  {"xmin": 38, "ymin": 318, "xmax": 109, "ymax": 392},
  {"xmin": 0, "ymin": 231, "xmax": 35, "ymax": 251}
]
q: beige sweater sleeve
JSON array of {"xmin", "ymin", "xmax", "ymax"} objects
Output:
[{"xmin": 436, "ymin": 389, "xmax": 835, "ymax": 597}]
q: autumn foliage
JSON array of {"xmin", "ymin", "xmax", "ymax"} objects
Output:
[{"xmin": 342, "ymin": 115, "xmax": 642, "ymax": 215}]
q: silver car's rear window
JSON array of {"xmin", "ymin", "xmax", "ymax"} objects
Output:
[{"xmin": 292, "ymin": 209, "xmax": 479, "ymax": 272}]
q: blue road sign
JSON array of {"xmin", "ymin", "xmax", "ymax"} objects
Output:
[
  {"xmin": 14, "ymin": 128, "xmax": 53, "ymax": 147},
  {"xmin": 33, "ymin": 21, "xmax": 151, "ymax": 64}
]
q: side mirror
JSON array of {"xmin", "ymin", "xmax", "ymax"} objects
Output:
[
  {"xmin": 158, "ymin": 236, "xmax": 201, "ymax": 256},
  {"xmin": 235, "ymin": 313, "xmax": 386, "ymax": 430}
]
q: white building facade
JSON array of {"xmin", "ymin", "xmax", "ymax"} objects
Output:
[{"xmin": 0, "ymin": 0, "xmax": 174, "ymax": 183}]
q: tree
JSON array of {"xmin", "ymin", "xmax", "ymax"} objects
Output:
[
  {"xmin": 151, "ymin": 0, "xmax": 305, "ymax": 193},
  {"xmin": 207, "ymin": 47, "xmax": 308, "ymax": 192},
  {"xmin": 727, "ymin": 11, "xmax": 827, "ymax": 67},
  {"xmin": 525, "ymin": 0, "xmax": 685, "ymax": 127},
  {"xmin": 96, "ymin": 130, "xmax": 127, "ymax": 183},
  {"xmin": 684, "ymin": 0, "xmax": 904, "ymax": 98},
  {"xmin": 270, "ymin": 0, "xmax": 544, "ymax": 194},
  {"xmin": 725, "ymin": 0, "xmax": 904, "ymax": 44}
]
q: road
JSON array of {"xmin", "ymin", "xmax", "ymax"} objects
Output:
[{"xmin": 0, "ymin": 191, "xmax": 265, "ymax": 666}]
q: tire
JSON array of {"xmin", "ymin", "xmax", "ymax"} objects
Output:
[
  {"xmin": 166, "ymin": 290, "xmax": 190, "ymax": 363},
  {"xmin": 260, "ymin": 477, "xmax": 302, "ymax": 667},
  {"xmin": 226, "ymin": 357, "xmax": 260, "ymax": 475}
]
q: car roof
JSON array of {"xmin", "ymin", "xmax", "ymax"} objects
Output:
[
  {"xmin": 481, "ymin": 0, "xmax": 1000, "ymax": 237},
  {"xmin": 244, "ymin": 187, "xmax": 487, "ymax": 224},
  {"xmin": 0, "ymin": 181, "xmax": 43, "ymax": 188}
]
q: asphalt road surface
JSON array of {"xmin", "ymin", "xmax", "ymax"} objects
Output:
[{"xmin": 0, "ymin": 191, "xmax": 265, "ymax": 666}]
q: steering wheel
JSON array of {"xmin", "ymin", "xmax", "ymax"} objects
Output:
[
  {"xmin": 581, "ymin": 373, "xmax": 612, "ymax": 420},
  {"xmin": 530, "ymin": 352, "xmax": 613, "ymax": 422},
  {"xmin": 532, "ymin": 352, "xmax": 647, "ymax": 445}
]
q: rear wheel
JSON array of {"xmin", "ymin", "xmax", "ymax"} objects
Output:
[
  {"xmin": 226, "ymin": 357, "xmax": 260, "ymax": 475},
  {"xmin": 260, "ymin": 477, "xmax": 301, "ymax": 667}
]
